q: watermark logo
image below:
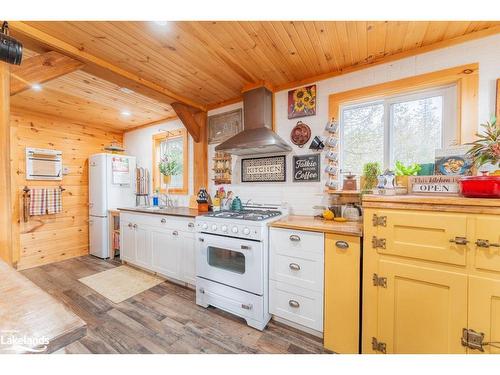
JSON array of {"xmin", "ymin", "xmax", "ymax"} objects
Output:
[{"xmin": 0, "ymin": 330, "xmax": 50, "ymax": 353}]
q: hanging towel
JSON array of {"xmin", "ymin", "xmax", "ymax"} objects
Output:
[
  {"xmin": 29, "ymin": 188, "xmax": 47, "ymax": 216},
  {"xmin": 46, "ymin": 188, "xmax": 63, "ymax": 215}
]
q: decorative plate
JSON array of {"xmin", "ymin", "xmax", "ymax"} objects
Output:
[{"xmin": 290, "ymin": 121, "xmax": 311, "ymax": 147}]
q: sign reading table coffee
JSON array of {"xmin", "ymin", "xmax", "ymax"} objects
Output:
[
  {"xmin": 293, "ymin": 154, "xmax": 320, "ymax": 182},
  {"xmin": 241, "ymin": 155, "xmax": 286, "ymax": 183}
]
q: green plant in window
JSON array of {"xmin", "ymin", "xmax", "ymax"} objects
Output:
[
  {"xmin": 361, "ymin": 162, "xmax": 381, "ymax": 191},
  {"xmin": 394, "ymin": 160, "xmax": 422, "ymax": 176},
  {"xmin": 159, "ymin": 152, "xmax": 182, "ymax": 176},
  {"xmin": 466, "ymin": 117, "xmax": 499, "ymax": 168}
]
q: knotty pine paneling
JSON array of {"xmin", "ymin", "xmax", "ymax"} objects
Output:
[{"xmin": 11, "ymin": 111, "xmax": 123, "ymax": 269}]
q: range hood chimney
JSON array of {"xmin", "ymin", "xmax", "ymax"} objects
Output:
[{"xmin": 215, "ymin": 87, "xmax": 292, "ymax": 155}]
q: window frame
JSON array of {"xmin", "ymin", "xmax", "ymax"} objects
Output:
[
  {"xmin": 339, "ymin": 85, "xmax": 458, "ymax": 172},
  {"xmin": 152, "ymin": 129, "xmax": 189, "ymax": 195}
]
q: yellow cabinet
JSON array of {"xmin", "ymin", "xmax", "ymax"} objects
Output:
[
  {"xmin": 324, "ymin": 234, "xmax": 360, "ymax": 354},
  {"xmin": 377, "ymin": 260, "xmax": 467, "ymax": 354},
  {"xmin": 468, "ymin": 276, "xmax": 500, "ymax": 354},
  {"xmin": 363, "ymin": 199, "xmax": 500, "ymax": 354}
]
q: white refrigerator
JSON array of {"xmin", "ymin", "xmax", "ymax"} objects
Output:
[{"xmin": 89, "ymin": 153, "xmax": 136, "ymax": 258}]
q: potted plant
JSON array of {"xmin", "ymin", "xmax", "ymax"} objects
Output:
[
  {"xmin": 361, "ymin": 162, "xmax": 381, "ymax": 193},
  {"xmin": 395, "ymin": 161, "xmax": 421, "ymax": 188},
  {"xmin": 466, "ymin": 118, "xmax": 500, "ymax": 174},
  {"xmin": 158, "ymin": 154, "xmax": 182, "ymax": 185}
]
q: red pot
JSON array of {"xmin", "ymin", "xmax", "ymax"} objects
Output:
[{"xmin": 458, "ymin": 175, "xmax": 500, "ymax": 198}]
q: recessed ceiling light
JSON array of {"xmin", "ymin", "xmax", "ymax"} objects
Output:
[
  {"xmin": 119, "ymin": 87, "xmax": 135, "ymax": 94},
  {"xmin": 31, "ymin": 83, "xmax": 42, "ymax": 91},
  {"xmin": 121, "ymin": 110, "xmax": 131, "ymax": 117}
]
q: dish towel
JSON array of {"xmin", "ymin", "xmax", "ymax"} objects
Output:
[
  {"xmin": 29, "ymin": 188, "xmax": 47, "ymax": 216},
  {"xmin": 46, "ymin": 188, "xmax": 63, "ymax": 215}
]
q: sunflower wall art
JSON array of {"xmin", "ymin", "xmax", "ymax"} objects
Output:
[{"xmin": 288, "ymin": 84, "xmax": 316, "ymax": 119}]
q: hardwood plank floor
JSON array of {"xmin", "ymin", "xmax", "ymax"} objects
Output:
[{"xmin": 21, "ymin": 256, "xmax": 327, "ymax": 354}]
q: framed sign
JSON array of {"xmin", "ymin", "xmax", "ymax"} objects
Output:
[
  {"xmin": 241, "ymin": 155, "xmax": 286, "ymax": 183},
  {"xmin": 208, "ymin": 109, "xmax": 243, "ymax": 144},
  {"xmin": 409, "ymin": 175, "xmax": 460, "ymax": 195},
  {"xmin": 293, "ymin": 154, "xmax": 320, "ymax": 182}
]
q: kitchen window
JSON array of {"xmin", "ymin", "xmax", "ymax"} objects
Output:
[
  {"xmin": 340, "ymin": 85, "xmax": 458, "ymax": 175},
  {"xmin": 153, "ymin": 129, "xmax": 189, "ymax": 195}
]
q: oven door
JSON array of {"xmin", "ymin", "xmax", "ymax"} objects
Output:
[{"xmin": 197, "ymin": 233, "xmax": 264, "ymax": 295}]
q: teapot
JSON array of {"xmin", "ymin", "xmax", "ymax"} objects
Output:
[{"xmin": 343, "ymin": 204, "xmax": 362, "ymax": 222}]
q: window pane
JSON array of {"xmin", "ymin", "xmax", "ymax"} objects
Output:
[
  {"xmin": 160, "ymin": 137, "xmax": 184, "ymax": 189},
  {"xmin": 341, "ymin": 103, "xmax": 384, "ymax": 175},
  {"xmin": 391, "ymin": 96, "xmax": 442, "ymax": 165}
]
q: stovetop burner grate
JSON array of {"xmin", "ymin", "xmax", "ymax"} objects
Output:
[{"xmin": 203, "ymin": 209, "xmax": 282, "ymax": 221}]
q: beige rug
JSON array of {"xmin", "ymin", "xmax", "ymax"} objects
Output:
[{"xmin": 78, "ymin": 265, "xmax": 164, "ymax": 304}]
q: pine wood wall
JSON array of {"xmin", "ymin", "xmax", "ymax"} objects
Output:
[{"xmin": 11, "ymin": 111, "xmax": 123, "ymax": 269}]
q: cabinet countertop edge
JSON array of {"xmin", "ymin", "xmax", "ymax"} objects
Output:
[
  {"xmin": 118, "ymin": 207, "xmax": 201, "ymax": 218},
  {"xmin": 270, "ymin": 215, "xmax": 363, "ymax": 237}
]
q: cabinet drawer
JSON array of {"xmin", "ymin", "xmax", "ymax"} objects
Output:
[
  {"xmin": 270, "ymin": 252, "xmax": 324, "ymax": 292},
  {"xmin": 269, "ymin": 280, "xmax": 323, "ymax": 332},
  {"xmin": 372, "ymin": 210, "xmax": 468, "ymax": 266},
  {"xmin": 120, "ymin": 212, "xmax": 195, "ymax": 232},
  {"xmin": 270, "ymin": 228, "xmax": 324, "ymax": 257}
]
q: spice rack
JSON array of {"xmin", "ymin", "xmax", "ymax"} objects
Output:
[{"xmin": 213, "ymin": 152, "xmax": 232, "ymax": 185}]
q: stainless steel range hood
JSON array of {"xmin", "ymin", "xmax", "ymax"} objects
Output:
[{"xmin": 215, "ymin": 87, "xmax": 292, "ymax": 155}]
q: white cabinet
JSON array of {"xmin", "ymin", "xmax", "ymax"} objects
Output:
[
  {"xmin": 120, "ymin": 212, "xmax": 196, "ymax": 286},
  {"xmin": 151, "ymin": 228, "xmax": 181, "ymax": 280},
  {"xmin": 269, "ymin": 227, "xmax": 324, "ymax": 332}
]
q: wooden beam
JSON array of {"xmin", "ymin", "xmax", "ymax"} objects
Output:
[
  {"xmin": 193, "ymin": 111, "xmax": 208, "ymax": 193},
  {"xmin": 10, "ymin": 51, "xmax": 84, "ymax": 95},
  {"xmin": 170, "ymin": 102, "xmax": 204, "ymax": 143},
  {"xmin": 0, "ymin": 62, "xmax": 13, "ymax": 265},
  {"xmin": 123, "ymin": 115, "xmax": 179, "ymax": 134},
  {"xmin": 8, "ymin": 21, "xmax": 206, "ymax": 111}
]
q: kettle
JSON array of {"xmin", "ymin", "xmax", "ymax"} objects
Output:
[
  {"xmin": 231, "ymin": 196, "xmax": 242, "ymax": 211},
  {"xmin": 343, "ymin": 204, "xmax": 362, "ymax": 222}
]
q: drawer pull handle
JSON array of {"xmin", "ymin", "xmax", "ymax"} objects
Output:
[
  {"xmin": 241, "ymin": 303, "xmax": 253, "ymax": 310},
  {"xmin": 172, "ymin": 230, "xmax": 178, "ymax": 236},
  {"xmin": 161, "ymin": 218, "xmax": 166, "ymax": 224},
  {"xmin": 475, "ymin": 239, "xmax": 500, "ymax": 248},
  {"xmin": 199, "ymin": 238, "xmax": 204, "ymax": 242},
  {"xmin": 289, "ymin": 235, "xmax": 301, "ymax": 242},
  {"xmin": 450, "ymin": 236, "xmax": 469, "ymax": 245},
  {"xmin": 133, "ymin": 224, "xmax": 138, "ymax": 229},
  {"xmin": 288, "ymin": 300, "xmax": 300, "ymax": 308},
  {"xmin": 289, "ymin": 263, "xmax": 301, "ymax": 271},
  {"xmin": 198, "ymin": 288, "xmax": 205, "ymax": 294},
  {"xmin": 188, "ymin": 222, "xmax": 194, "ymax": 228},
  {"xmin": 335, "ymin": 240, "xmax": 349, "ymax": 250},
  {"xmin": 128, "ymin": 223, "xmax": 133, "ymax": 228}
]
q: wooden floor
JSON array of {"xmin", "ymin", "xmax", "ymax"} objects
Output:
[{"xmin": 20, "ymin": 256, "xmax": 327, "ymax": 354}]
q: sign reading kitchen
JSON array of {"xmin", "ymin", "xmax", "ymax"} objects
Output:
[
  {"xmin": 241, "ymin": 155, "xmax": 286, "ymax": 182},
  {"xmin": 293, "ymin": 154, "xmax": 320, "ymax": 182}
]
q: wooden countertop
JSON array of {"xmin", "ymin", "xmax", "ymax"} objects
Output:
[
  {"xmin": 270, "ymin": 215, "xmax": 363, "ymax": 237},
  {"xmin": 118, "ymin": 206, "xmax": 202, "ymax": 218},
  {"xmin": 0, "ymin": 260, "xmax": 86, "ymax": 353},
  {"xmin": 363, "ymin": 194, "xmax": 500, "ymax": 214}
]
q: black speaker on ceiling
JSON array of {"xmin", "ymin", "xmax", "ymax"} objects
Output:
[{"xmin": 0, "ymin": 22, "xmax": 23, "ymax": 65}]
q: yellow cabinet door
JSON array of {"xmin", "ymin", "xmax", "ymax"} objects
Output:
[
  {"xmin": 468, "ymin": 276, "xmax": 500, "ymax": 354},
  {"xmin": 375, "ymin": 210, "xmax": 468, "ymax": 266},
  {"xmin": 323, "ymin": 234, "xmax": 360, "ymax": 354},
  {"xmin": 377, "ymin": 260, "xmax": 467, "ymax": 353},
  {"xmin": 473, "ymin": 215, "xmax": 500, "ymax": 274}
]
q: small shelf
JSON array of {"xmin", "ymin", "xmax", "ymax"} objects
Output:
[{"xmin": 326, "ymin": 189, "xmax": 361, "ymax": 195}]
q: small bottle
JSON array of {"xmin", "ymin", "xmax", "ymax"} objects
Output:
[{"xmin": 152, "ymin": 189, "xmax": 159, "ymax": 206}]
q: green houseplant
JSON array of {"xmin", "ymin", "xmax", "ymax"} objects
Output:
[
  {"xmin": 361, "ymin": 162, "xmax": 381, "ymax": 192},
  {"xmin": 466, "ymin": 118, "xmax": 500, "ymax": 172},
  {"xmin": 394, "ymin": 161, "xmax": 421, "ymax": 188},
  {"xmin": 158, "ymin": 154, "xmax": 182, "ymax": 185}
]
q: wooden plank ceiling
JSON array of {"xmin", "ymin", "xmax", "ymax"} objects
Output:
[
  {"xmin": 10, "ymin": 21, "xmax": 500, "ymax": 130},
  {"xmin": 10, "ymin": 49, "xmax": 176, "ymax": 130}
]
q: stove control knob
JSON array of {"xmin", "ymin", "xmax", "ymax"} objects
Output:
[
  {"xmin": 211, "ymin": 224, "xmax": 217, "ymax": 231},
  {"xmin": 221, "ymin": 225, "xmax": 228, "ymax": 232},
  {"xmin": 202, "ymin": 223, "xmax": 208, "ymax": 230},
  {"xmin": 243, "ymin": 227, "xmax": 250, "ymax": 235},
  {"xmin": 231, "ymin": 226, "xmax": 239, "ymax": 234}
]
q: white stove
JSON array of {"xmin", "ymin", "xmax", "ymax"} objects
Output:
[{"xmin": 195, "ymin": 204, "xmax": 287, "ymax": 331}]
